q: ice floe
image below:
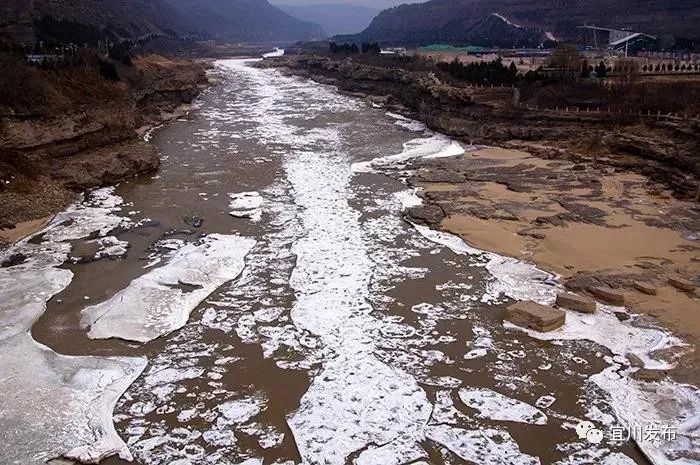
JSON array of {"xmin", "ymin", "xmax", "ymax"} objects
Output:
[
  {"xmin": 92, "ymin": 235, "xmax": 129, "ymax": 259},
  {"xmin": 458, "ymin": 387, "xmax": 548, "ymax": 425},
  {"xmin": 386, "ymin": 111, "xmax": 427, "ymax": 132},
  {"xmin": 426, "ymin": 424, "xmax": 541, "ymax": 465},
  {"xmin": 228, "ymin": 191, "xmax": 263, "ymax": 221},
  {"xmin": 0, "ymin": 189, "xmax": 146, "ymax": 464},
  {"xmin": 82, "ymin": 234, "xmax": 255, "ymax": 342},
  {"xmin": 217, "ymin": 395, "xmax": 266, "ymax": 425},
  {"xmin": 591, "ymin": 365, "xmax": 700, "ymax": 465},
  {"xmin": 351, "ymin": 134, "xmax": 464, "ymax": 173}
]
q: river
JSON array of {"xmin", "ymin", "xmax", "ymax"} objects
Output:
[{"xmin": 1, "ymin": 59, "xmax": 697, "ymax": 465}]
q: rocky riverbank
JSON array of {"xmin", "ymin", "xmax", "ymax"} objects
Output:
[
  {"xmin": 0, "ymin": 54, "xmax": 209, "ymax": 244},
  {"xmin": 259, "ymin": 54, "xmax": 700, "ymax": 198},
  {"xmin": 261, "ymin": 53, "xmax": 700, "ymax": 384}
]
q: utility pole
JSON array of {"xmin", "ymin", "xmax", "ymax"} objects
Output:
[{"xmin": 593, "ymin": 26, "xmax": 597, "ymax": 50}]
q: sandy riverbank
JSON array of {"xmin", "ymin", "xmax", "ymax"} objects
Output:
[
  {"xmin": 405, "ymin": 146, "xmax": 700, "ymax": 383},
  {"xmin": 0, "ymin": 216, "xmax": 52, "ymax": 246}
]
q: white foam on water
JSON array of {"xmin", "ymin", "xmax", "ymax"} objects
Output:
[
  {"xmin": 0, "ymin": 190, "xmax": 147, "ymax": 464},
  {"xmin": 458, "ymin": 387, "xmax": 548, "ymax": 425},
  {"xmin": 82, "ymin": 234, "xmax": 255, "ymax": 342}
]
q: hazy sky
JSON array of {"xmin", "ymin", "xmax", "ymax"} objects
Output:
[{"xmin": 271, "ymin": 0, "xmax": 423, "ymax": 10}]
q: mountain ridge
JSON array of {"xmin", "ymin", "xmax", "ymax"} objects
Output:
[
  {"xmin": 0, "ymin": 0, "xmax": 324, "ymax": 46},
  {"xmin": 346, "ymin": 0, "xmax": 700, "ymax": 46},
  {"xmin": 275, "ymin": 3, "xmax": 379, "ymax": 36}
]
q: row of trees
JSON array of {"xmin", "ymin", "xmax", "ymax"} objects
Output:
[
  {"xmin": 437, "ymin": 57, "xmax": 519, "ymax": 84},
  {"xmin": 641, "ymin": 63, "xmax": 700, "ymax": 72},
  {"xmin": 329, "ymin": 42, "xmax": 381, "ymax": 55}
]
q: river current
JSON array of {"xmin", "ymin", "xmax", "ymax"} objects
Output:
[{"xmin": 1, "ymin": 59, "xmax": 698, "ymax": 465}]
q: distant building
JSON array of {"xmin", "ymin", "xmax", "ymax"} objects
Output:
[
  {"xmin": 380, "ymin": 47, "xmax": 407, "ymax": 55},
  {"xmin": 578, "ymin": 26, "xmax": 656, "ymax": 55}
]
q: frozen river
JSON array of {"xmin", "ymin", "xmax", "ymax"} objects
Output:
[{"xmin": 1, "ymin": 59, "xmax": 698, "ymax": 465}]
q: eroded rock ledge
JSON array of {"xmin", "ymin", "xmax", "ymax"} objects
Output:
[
  {"xmin": 0, "ymin": 55, "xmax": 209, "ymax": 234},
  {"xmin": 259, "ymin": 54, "xmax": 700, "ymax": 198}
]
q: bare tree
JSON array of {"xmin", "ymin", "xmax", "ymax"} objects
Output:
[{"xmin": 549, "ymin": 43, "xmax": 583, "ymax": 79}]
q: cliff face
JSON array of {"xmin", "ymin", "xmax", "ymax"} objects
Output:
[
  {"xmin": 0, "ymin": 54, "xmax": 208, "ymax": 226},
  {"xmin": 350, "ymin": 0, "xmax": 700, "ymax": 45}
]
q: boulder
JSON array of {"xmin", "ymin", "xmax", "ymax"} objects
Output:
[
  {"xmin": 589, "ymin": 286, "xmax": 626, "ymax": 305},
  {"xmin": 626, "ymin": 353, "xmax": 645, "ymax": 368},
  {"xmin": 556, "ymin": 292, "xmax": 596, "ymax": 313},
  {"xmin": 632, "ymin": 368, "xmax": 667, "ymax": 382},
  {"xmin": 668, "ymin": 275, "xmax": 695, "ymax": 292},
  {"xmin": 633, "ymin": 281, "xmax": 657, "ymax": 295},
  {"xmin": 506, "ymin": 301, "xmax": 565, "ymax": 332}
]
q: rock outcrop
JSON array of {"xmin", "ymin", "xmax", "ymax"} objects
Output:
[
  {"xmin": 0, "ymin": 54, "xmax": 208, "ymax": 227},
  {"xmin": 261, "ymin": 55, "xmax": 700, "ymax": 197}
]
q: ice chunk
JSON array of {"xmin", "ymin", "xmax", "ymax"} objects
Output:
[
  {"xmin": 426, "ymin": 424, "xmax": 540, "ymax": 465},
  {"xmin": 217, "ymin": 396, "xmax": 266, "ymax": 425},
  {"xmin": 386, "ymin": 112, "xmax": 427, "ymax": 132},
  {"xmin": 351, "ymin": 134, "xmax": 464, "ymax": 173},
  {"xmin": 288, "ymin": 354, "xmax": 431, "ymax": 465},
  {"xmin": 44, "ymin": 187, "xmax": 130, "ymax": 242},
  {"xmin": 592, "ymin": 366, "xmax": 700, "ymax": 465},
  {"xmin": 82, "ymin": 234, "xmax": 255, "ymax": 342},
  {"xmin": 458, "ymin": 387, "xmax": 547, "ymax": 425},
  {"xmin": 228, "ymin": 191, "xmax": 263, "ymax": 221},
  {"xmin": 0, "ymin": 224, "xmax": 145, "ymax": 464}
]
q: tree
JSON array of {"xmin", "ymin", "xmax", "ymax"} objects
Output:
[
  {"xmin": 508, "ymin": 61, "xmax": 518, "ymax": 80},
  {"xmin": 580, "ymin": 58, "xmax": 590, "ymax": 78},
  {"xmin": 614, "ymin": 58, "xmax": 639, "ymax": 87},
  {"xmin": 549, "ymin": 43, "xmax": 582, "ymax": 79},
  {"xmin": 361, "ymin": 42, "xmax": 380, "ymax": 54},
  {"xmin": 595, "ymin": 61, "xmax": 607, "ymax": 78}
]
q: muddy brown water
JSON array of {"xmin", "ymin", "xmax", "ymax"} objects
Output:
[{"xmin": 31, "ymin": 59, "xmax": 650, "ymax": 465}]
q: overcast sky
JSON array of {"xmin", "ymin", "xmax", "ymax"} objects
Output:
[{"xmin": 271, "ymin": 0, "xmax": 423, "ymax": 10}]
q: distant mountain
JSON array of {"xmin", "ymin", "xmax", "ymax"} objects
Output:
[
  {"xmin": 346, "ymin": 0, "xmax": 700, "ymax": 46},
  {"xmin": 0, "ymin": 0, "xmax": 325, "ymax": 46},
  {"xmin": 0, "ymin": 0, "xmax": 185, "ymax": 46},
  {"xmin": 275, "ymin": 3, "xmax": 379, "ymax": 36},
  {"xmin": 164, "ymin": 0, "xmax": 325, "ymax": 42}
]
